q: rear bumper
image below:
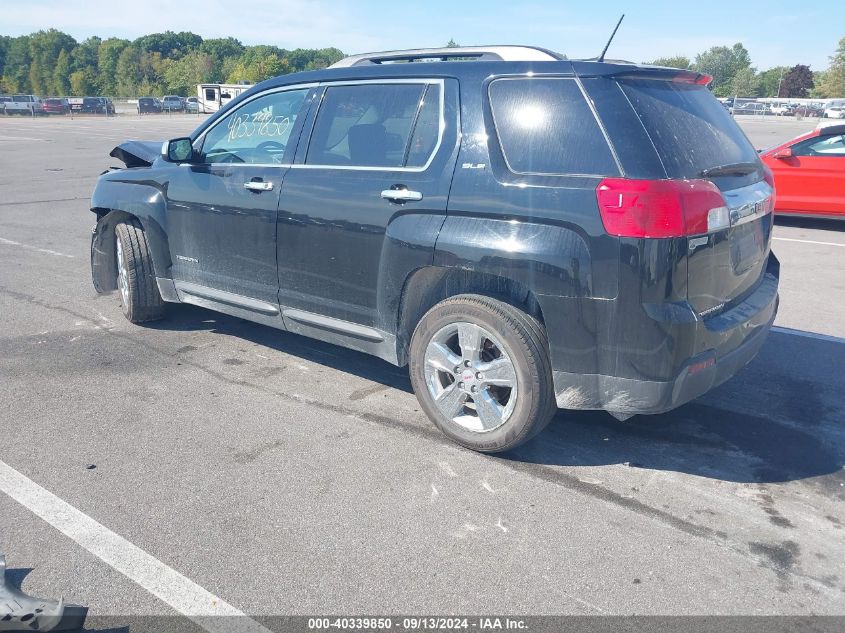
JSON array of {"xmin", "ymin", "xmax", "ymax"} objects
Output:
[{"xmin": 552, "ymin": 254, "xmax": 779, "ymax": 415}]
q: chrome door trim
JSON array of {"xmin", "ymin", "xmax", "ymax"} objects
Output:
[
  {"xmin": 380, "ymin": 188, "xmax": 423, "ymax": 202},
  {"xmin": 174, "ymin": 281, "xmax": 280, "ymax": 316},
  {"xmin": 282, "ymin": 308, "xmax": 385, "ymax": 342},
  {"xmin": 722, "ymin": 179, "xmax": 774, "ymax": 228},
  {"xmin": 244, "ymin": 181, "xmax": 274, "ymax": 192}
]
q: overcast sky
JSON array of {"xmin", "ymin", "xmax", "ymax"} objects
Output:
[{"xmin": 3, "ymin": 0, "xmax": 842, "ymax": 71}]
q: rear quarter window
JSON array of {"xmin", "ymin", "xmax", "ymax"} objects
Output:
[{"xmin": 488, "ymin": 77, "xmax": 619, "ymax": 176}]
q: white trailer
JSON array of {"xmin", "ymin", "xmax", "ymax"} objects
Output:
[{"xmin": 196, "ymin": 83, "xmax": 252, "ymax": 114}]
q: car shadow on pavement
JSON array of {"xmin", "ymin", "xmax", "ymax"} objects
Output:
[
  {"xmin": 3, "ymin": 566, "xmax": 33, "ymax": 590},
  {"xmin": 147, "ymin": 306, "xmax": 845, "ymax": 487},
  {"xmin": 775, "ymin": 216, "xmax": 845, "ymax": 232},
  {"xmin": 510, "ymin": 329, "xmax": 845, "ymax": 488},
  {"xmin": 142, "ymin": 304, "xmax": 414, "ymax": 394}
]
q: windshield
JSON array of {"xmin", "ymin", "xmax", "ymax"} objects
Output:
[{"xmin": 619, "ymin": 79, "xmax": 760, "ymax": 179}]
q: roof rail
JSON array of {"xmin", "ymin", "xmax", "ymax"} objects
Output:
[{"xmin": 329, "ymin": 45, "xmax": 564, "ymax": 68}]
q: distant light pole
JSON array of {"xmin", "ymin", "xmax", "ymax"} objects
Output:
[{"xmin": 776, "ymin": 67, "xmax": 785, "ymax": 98}]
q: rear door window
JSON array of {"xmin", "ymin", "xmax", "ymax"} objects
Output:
[
  {"xmin": 305, "ymin": 82, "xmax": 439, "ymax": 168},
  {"xmin": 619, "ymin": 79, "xmax": 760, "ymax": 179},
  {"xmin": 488, "ymin": 77, "xmax": 619, "ymax": 176}
]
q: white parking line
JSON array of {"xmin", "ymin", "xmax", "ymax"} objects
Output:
[
  {"xmin": 0, "ymin": 135, "xmax": 46, "ymax": 142},
  {"xmin": 0, "ymin": 237, "xmax": 75, "ymax": 258},
  {"xmin": 0, "ymin": 460, "xmax": 272, "ymax": 633},
  {"xmin": 773, "ymin": 237, "xmax": 845, "ymax": 247}
]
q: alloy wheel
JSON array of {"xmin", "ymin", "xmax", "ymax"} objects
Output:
[{"xmin": 423, "ymin": 322, "xmax": 518, "ymax": 433}]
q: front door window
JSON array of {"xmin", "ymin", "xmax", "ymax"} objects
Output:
[{"xmin": 200, "ymin": 89, "xmax": 309, "ymax": 165}]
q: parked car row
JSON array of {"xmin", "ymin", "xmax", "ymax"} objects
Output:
[
  {"xmin": 720, "ymin": 98, "xmax": 836, "ymax": 118},
  {"xmin": 0, "ymin": 94, "xmax": 115, "ymax": 115},
  {"xmin": 1, "ymin": 94, "xmax": 205, "ymax": 116},
  {"xmin": 138, "ymin": 95, "xmax": 199, "ymax": 114}
]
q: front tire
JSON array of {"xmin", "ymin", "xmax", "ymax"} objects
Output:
[
  {"xmin": 409, "ymin": 295, "xmax": 556, "ymax": 453},
  {"xmin": 115, "ymin": 219, "xmax": 165, "ymax": 323}
]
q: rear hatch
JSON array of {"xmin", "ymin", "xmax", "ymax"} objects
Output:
[{"xmin": 595, "ymin": 71, "xmax": 773, "ymax": 316}]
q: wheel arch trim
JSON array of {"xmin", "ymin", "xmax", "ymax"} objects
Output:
[{"xmin": 90, "ymin": 179, "xmax": 172, "ymax": 293}]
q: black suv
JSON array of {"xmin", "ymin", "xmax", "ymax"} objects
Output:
[
  {"xmin": 81, "ymin": 96, "xmax": 115, "ymax": 114},
  {"xmin": 137, "ymin": 97, "xmax": 162, "ymax": 114},
  {"xmin": 90, "ymin": 46, "xmax": 779, "ymax": 453}
]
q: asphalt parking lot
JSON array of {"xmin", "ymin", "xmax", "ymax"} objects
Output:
[{"xmin": 0, "ymin": 114, "xmax": 843, "ymax": 624}]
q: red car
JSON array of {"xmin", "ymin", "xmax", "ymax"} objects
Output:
[
  {"xmin": 42, "ymin": 98, "xmax": 70, "ymax": 115},
  {"xmin": 760, "ymin": 124, "xmax": 845, "ymax": 218}
]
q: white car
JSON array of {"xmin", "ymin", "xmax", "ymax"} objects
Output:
[{"xmin": 824, "ymin": 107, "xmax": 845, "ymax": 119}]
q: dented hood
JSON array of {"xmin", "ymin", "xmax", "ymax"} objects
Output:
[{"xmin": 109, "ymin": 140, "xmax": 162, "ymax": 168}]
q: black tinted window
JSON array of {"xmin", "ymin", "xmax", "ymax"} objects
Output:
[
  {"xmin": 306, "ymin": 83, "xmax": 430, "ymax": 168},
  {"xmin": 488, "ymin": 78, "xmax": 618, "ymax": 176},
  {"xmin": 619, "ymin": 79, "xmax": 759, "ymax": 179}
]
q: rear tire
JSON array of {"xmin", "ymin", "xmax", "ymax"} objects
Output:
[
  {"xmin": 409, "ymin": 294, "xmax": 556, "ymax": 453},
  {"xmin": 115, "ymin": 219, "xmax": 166, "ymax": 323}
]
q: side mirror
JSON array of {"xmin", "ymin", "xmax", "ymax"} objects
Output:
[
  {"xmin": 162, "ymin": 137, "xmax": 194, "ymax": 163},
  {"xmin": 773, "ymin": 147, "xmax": 793, "ymax": 159}
]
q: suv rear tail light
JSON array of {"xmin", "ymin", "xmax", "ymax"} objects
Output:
[
  {"xmin": 762, "ymin": 164, "xmax": 775, "ymax": 188},
  {"xmin": 761, "ymin": 163, "xmax": 776, "ymax": 209},
  {"xmin": 596, "ymin": 178, "xmax": 729, "ymax": 238}
]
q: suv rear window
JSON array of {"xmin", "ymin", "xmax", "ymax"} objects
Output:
[
  {"xmin": 618, "ymin": 79, "xmax": 759, "ymax": 179},
  {"xmin": 488, "ymin": 77, "xmax": 618, "ymax": 176}
]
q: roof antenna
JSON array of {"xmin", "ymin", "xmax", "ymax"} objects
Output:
[{"xmin": 597, "ymin": 14, "xmax": 625, "ymax": 62}]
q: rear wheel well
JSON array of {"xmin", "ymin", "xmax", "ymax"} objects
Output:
[{"xmin": 395, "ymin": 267, "xmax": 545, "ymax": 366}]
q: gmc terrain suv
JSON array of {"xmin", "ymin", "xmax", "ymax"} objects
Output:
[{"xmin": 90, "ymin": 46, "xmax": 779, "ymax": 452}]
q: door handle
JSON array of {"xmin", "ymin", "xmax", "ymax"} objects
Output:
[
  {"xmin": 244, "ymin": 181, "xmax": 274, "ymax": 192},
  {"xmin": 381, "ymin": 187, "xmax": 423, "ymax": 202}
]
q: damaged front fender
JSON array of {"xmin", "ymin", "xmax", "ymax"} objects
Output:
[
  {"xmin": 109, "ymin": 140, "xmax": 162, "ymax": 168},
  {"xmin": 90, "ymin": 177, "xmax": 172, "ymax": 294}
]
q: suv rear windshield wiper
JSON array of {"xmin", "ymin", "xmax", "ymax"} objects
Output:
[{"xmin": 698, "ymin": 162, "xmax": 759, "ymax": 178}]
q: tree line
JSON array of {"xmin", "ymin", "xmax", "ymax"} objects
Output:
[
  {"xmin": 648, "ymin": 37, "xmax": 845, "ymax": 99},
  {"xmin": 0, "ymin": 29, "xmax": 344, "ymax": 97},
  {"xmin": 1, "ymin": 29, "xmax": 844, "ymax": 99}
]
